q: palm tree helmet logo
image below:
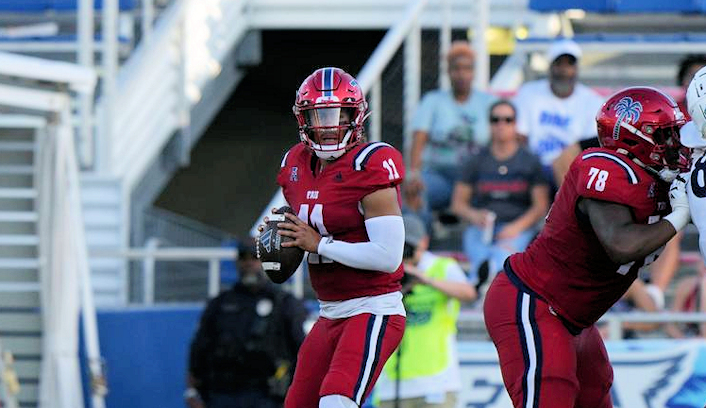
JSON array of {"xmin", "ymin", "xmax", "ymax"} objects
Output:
[{"xmin": 613, "ymin": 96, "xmax": 643, "ymax": 140}]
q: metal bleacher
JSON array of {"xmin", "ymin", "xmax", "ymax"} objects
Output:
[
  {"xmin": 0, "ymin": 2, "xmax": 146, "ymax": 407},
  {"xmin": 490, "ymin": 1, "xmax": 706, "ymax": 92},
  {"xmin": 530, "ymin": 0, "xmax": 706, "ymax": 13},
  {"xmin": 0, "ymin": 0, "xmax": 146, "ymax": 57},
  {"xmin": 0, "ymin": 0, "xmax": 134, "ymax": 11}
]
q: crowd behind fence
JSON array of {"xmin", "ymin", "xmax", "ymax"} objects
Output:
[{"xmin": 88, "ymin": 245, "xmax": 706, "ymax": 342}]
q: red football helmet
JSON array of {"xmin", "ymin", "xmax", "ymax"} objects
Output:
[
  {"xmin": 293, "ymin": 67, "xmax": 369, "ymax": 160},
  {"xmin": 596, "ymin": 86, "xmax": 689, "ymax": 181}
]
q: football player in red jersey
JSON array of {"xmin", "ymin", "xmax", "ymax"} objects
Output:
[
  {"xmin": 267, "ymin": 67, "xmax": 406, "ymax": 408},
  {"xmin": 483, "ymin": 87, "xmax": 692, "ymax": 408}
]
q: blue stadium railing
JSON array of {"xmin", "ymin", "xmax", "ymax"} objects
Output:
[
  {"xmin": 517, "ymin": 33, "xmax": 706, "ymax": 44},
  {"xmin": 530, "ymin": 0, "xmax": 706, "ymax": 13},
  {"xmin": 0, "ymin": 0, "xmax": 135, "ymax": 12}
]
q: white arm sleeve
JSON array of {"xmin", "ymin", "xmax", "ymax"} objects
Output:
[{"xmin": 317, "ymin": 215, "xmax": 404, "ymax": 273}]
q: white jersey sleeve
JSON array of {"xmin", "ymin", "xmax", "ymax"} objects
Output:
[{"xmin": 687, "ymin": 149, "xmax": 706, "ymax": 264}]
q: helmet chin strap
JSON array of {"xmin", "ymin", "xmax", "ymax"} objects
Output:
[
  {"xmin": 311, "ymin": 128, "xmax": 355, "ymax": 161},
  {"xmin": 315, "ymin": 148, "xmax": 346, "ymax": 161}
]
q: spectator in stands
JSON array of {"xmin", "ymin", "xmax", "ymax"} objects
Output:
[
  {"xmin": 375, "ymin": 214, "xmax": 476, "ymax": 408},
  {"xmin": 676, "ymin": 54, "xmax": 706, "ymax": 115},
  {"xmin": 514, "ymin": 38, "xmax": 604, "ymax": 187},
  {"xmin": 185, "ymin": 240, "xmax": 308, "ymax": 408},
  {"xmin": 665, "ymin": 271, "xmax": 706, "ymax": 338},
  {"xmin": 406, "ymin": 40, "xmax": 496, "ymax": 225},
  {"xmin": 450, "ymin": 100, "xmax": 549, "ymax": 287}
]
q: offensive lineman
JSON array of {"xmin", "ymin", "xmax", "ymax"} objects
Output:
[{"xmin": 484, "ymin": 87, "xmax": 691, "ymax": 408}]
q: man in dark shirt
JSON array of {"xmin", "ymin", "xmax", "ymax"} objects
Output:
[
  {"xmin": 451, "ymin": 100, "xmax": 550, "ymax": 286},
  {"xmin": 186, "ymin": 240, "xmax": 308, "ymax": 408}
]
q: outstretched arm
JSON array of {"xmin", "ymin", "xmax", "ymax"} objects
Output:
[
  {"xmin": 578, "ymin": 198, "xmax": 677, "ymax": 265},
  {"xmin": 404, "ymin": 262, "xmax": 476, "ymax": 302},
  {"xmin": 579, "ymin": 174, "xmax": 690, "ymax": 265}
]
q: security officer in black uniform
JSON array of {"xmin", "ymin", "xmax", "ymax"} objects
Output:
[{"xmin": 185, "ymin": 240, "xmax": 308, "ymax": 408}]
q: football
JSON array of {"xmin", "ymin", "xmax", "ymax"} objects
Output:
[{"xmin": 257, "ymin": 206, "xmax": 306, "ymax": 284}]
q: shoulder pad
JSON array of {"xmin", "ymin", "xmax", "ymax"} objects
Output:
[
  {"xmin": 580, "ymin": 151, "xmax": 640, "ymax": 185},
  {"xmin": 277, "ymin": 144, "xmax": 305, "ymax": 188},
  {"xmin": 281, "ymin": 149, "xmax": 291, "ymax": 168},
  {"xmin": 576, "ymin": 150, "xmax": 642, "ymax": 204},
  {"xmin": 352, "ymin": 142, "xmax": 395, "ymax": 171},
  {"xmin": 280, "ymin": 144, "xmax": 306, "ymax": 168},
  {"xmin": 350, "ymin": 142, "xmax": 405, "ymax": 191}
]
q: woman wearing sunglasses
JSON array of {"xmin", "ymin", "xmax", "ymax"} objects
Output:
[{"xmin": 451, "ymin": 100, "xmax": 550, "ymax": 290}]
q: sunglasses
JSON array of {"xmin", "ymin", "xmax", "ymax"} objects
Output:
[{"xmin": 490, "ymin": 116, "xmax": 515, "ymax": 124}]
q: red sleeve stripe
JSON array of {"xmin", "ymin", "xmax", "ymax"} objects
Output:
[{"xmin": 581, "ymin": 152, "xmax": 639, "ymax": 184}]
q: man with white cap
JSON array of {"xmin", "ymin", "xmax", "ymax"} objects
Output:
[{"xmin": 513, "ymin": 38, "xmax": 604, "ymax": 187}]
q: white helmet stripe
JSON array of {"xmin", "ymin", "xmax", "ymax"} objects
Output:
[{"xmin": 619, "ymin": 121, "xmax": 655, "ymax": 145}]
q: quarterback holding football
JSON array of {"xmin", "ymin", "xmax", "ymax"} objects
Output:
[{"xmin": 258, "ymin": 67, "xmax": 406, "ymax": 408}]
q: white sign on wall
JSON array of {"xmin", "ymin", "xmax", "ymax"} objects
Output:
[{"xmin": 456, "ymin": 340, "xmax": 706, "ymax": 408}]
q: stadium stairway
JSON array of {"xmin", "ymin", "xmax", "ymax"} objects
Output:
[
  {"xmin": 0, "ymin": 122, "xmax": 44, "ymax": 408},
  {"xmin": 81, "ymin": 176, "xmax": 126, "ymax": 306},
  {"xmin": 74, "ymin": 0, "xmax": 259, "ymax": 306}
]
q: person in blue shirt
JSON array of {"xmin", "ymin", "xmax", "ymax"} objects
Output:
[{"xmin": 405, "ymin": 40, "xmax": 496, "ymax": 225}]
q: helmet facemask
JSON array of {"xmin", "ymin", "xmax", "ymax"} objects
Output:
[
  {"xmin": 300, "ymin": 107, "xmax": 356, "ymax": 160},
  {"xmin": 295, "ymin": 102, "xmax": 369, "ymax": 161},
  {"xmin": 651, "ymin": 125, "xmax": 691, "ymax": 181},
  {"xmin": 623, "ymin": 123, "xmax": 691, "ymax": 182}
]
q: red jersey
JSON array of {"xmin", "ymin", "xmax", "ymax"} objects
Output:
[
  {"xmin": 277, "ymin": 141, "xmax": 405, "ymax": 301},
  {"xmin": 509, "ymin": 147, "xmax": 670, "ymax": 328}
]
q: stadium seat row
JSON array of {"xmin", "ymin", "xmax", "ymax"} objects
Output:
[
  {"xmin": 530, "ymin": 0, "xmax": 706, "ymax": 13},
  {"xmin": 0, "ymin": 0, "xmax": 135, "ymax": 12}
]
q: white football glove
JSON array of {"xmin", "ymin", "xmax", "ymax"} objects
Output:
[{"xmin": 664, "ymin": 173, "xmax": 691, "ymax": 231}]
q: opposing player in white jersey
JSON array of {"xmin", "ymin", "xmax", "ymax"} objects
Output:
[{"xmin": 682, "ymin": 66, "xmax": 706, "ymax": 259}]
